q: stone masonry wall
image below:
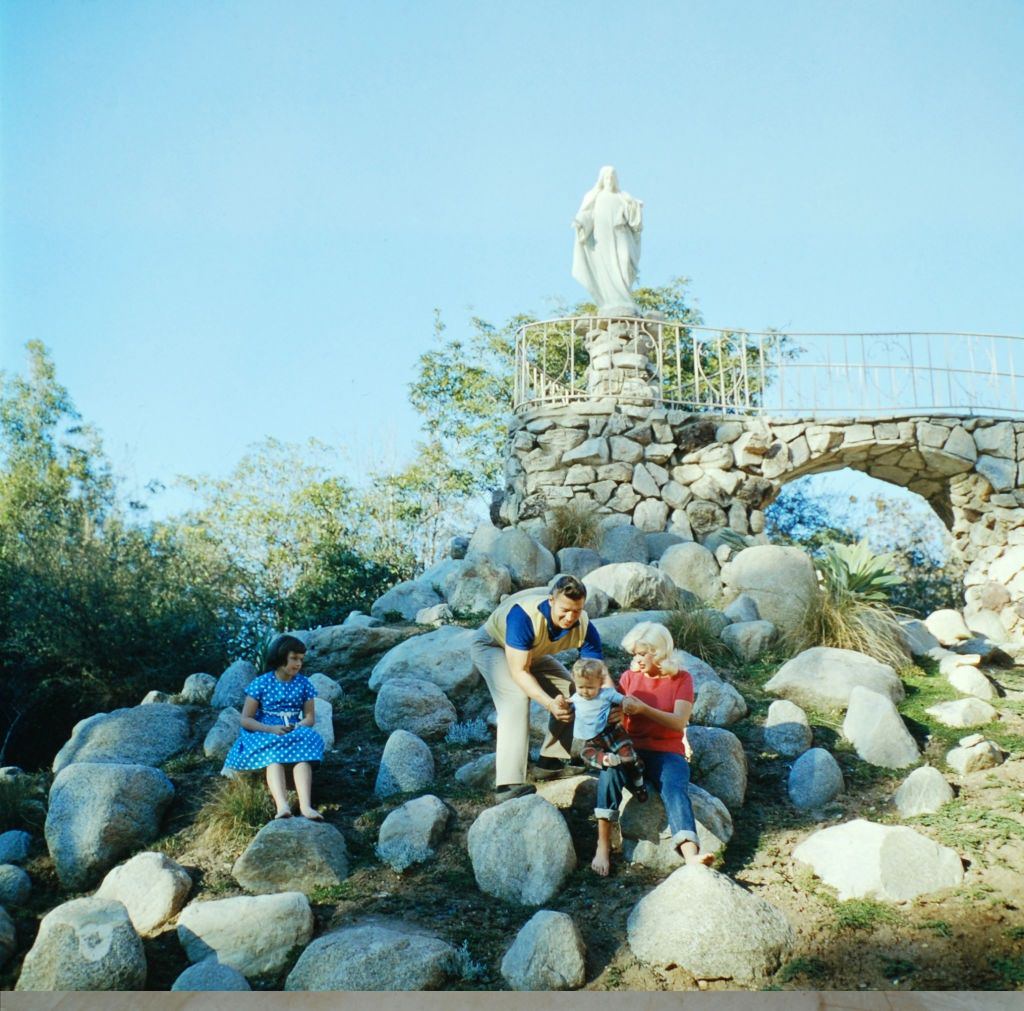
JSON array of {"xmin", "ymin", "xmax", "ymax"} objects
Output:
[{"xmin": 499, "ymin": 404, "xmax": 1024, "ymax": 640}]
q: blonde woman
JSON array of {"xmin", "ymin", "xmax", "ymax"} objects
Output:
[{"xmin": 592, "ymin": 621, "xmax": 714, "ymax": 876}]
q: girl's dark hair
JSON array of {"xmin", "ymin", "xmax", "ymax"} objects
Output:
[{"xmin": 266, "ymin": 633, "xmax": 307, "ymax": 671}]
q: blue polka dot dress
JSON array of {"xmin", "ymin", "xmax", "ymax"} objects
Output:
[{"xmin": 222, "ymin": 672, "xmax": 325, "ymax": 770}]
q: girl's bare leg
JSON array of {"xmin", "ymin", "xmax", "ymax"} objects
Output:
[
  {"xmin": 679, "ymin": 840, "xmax": 714, "ymax": 866},
  {"xmin": 294, "ymin": 762, "xmax": 322, "ymax": 820},
  {"xmin": 265, "ymin": 764, "xmax": 291, "ymax": 818},
  {"xmin": 592, "ymin": 818, "xmax": 613, "ymax": 876}
]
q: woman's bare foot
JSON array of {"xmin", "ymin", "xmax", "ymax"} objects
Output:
[
  {"xmin": 274, "ymin": 808, "xmax": 292, "ymax": 820},
  {"xmin": 299, "ymin": 807, "xmax": 324, "ymax": 822},
  {"xmin": 591, "ymin": 842, "xmax": 611, "ymax": 876},
  {"xmin": 685, "ymin": 851, "xmax": 715, "ymax": 867}
]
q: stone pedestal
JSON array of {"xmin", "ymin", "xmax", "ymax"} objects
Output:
[{"xmin": 583, "ymin": 317, "xmax": 662, "ymax": 404}]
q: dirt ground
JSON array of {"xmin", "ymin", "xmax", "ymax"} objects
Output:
[{"xmin": 4, "ymin": 657, "xmax": 1023, "ymax": 994}]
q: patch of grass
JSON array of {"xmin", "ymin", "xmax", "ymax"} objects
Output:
[
  {"xmin": 882, "ymin": 957, "xmax": 917, "ymax": 979},
  {"xmin": 602, "ymin": 964, "xmax": 625, "ymax": 990},
  {"xmin": 444, "ymin": 719, "xmax": 491, "ymax": 747},
  {"xmin": 665, "ymin": 605, "xmax": 735, "ymax": 667},
  {"xmin": 778, "ymin": 956, "xmax": 828, "ymax": 983},
  {"xmin": 0, "ymin": 773, "xmax": 47, "ymax": 832},
  {"xmin": 829, "ymin": 897, "xmax": 902, "ymax": 932},
  {"xmin": 917, "ymin": 919, "xmax": 953, "ymax": 938},
  {"xmin": 163, "ymin": 751, "xmax": 211, "ymax": 775},
  {"xmin": 913, "ymin": 800, "xmax": 1024, "ymax": 855},
  {"xmin": 790, "ymin": 590, "xmax": 910, "ymax": 669},
  {"xmin": 990, "ymin": 956, "xmax": 1024, "ymax": 986},
  {"xmin": 449, "ymin": 940, "xmax": 491, "ymax": 984},
  {"xmin": 548, "ymin": 499, "xmax": 602, "ymax": 551},
  {"xmin": 1004, "ymin": 925, "xmax": 1024, "ymax": 941},
  {"xmin": 308, "ymin": 881, "xmax": 363, "ymax": 903},
  {"xmin": 195, "ymin": 773, "xmax": 273, "ymax": 847}
]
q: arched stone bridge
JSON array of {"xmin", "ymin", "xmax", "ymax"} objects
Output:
[{"xmin": 498, "ymin": 403, "xmax": 1024, "ymax": 641}]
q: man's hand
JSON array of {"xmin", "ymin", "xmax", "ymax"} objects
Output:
[{"xmin": 548, "ymin": 695, "xmax": 573, "ymax": 723}]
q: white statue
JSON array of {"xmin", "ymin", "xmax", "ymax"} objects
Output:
[{"xmin": 571, "ymin": 166, "xmax": 643, "ymax": 316}]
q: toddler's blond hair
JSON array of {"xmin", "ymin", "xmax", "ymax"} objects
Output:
[{"xmin": 572, "ymin": 658, "xmax": 608, "ymax": 684}]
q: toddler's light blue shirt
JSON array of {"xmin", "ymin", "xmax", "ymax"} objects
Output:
[{"xmin": 570, "ymin": 686, "xmax": 624, "ymax": 740}]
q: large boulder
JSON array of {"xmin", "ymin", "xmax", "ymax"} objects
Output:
[
  {"xmin": 177, "ymin": 892, "xmax": 314, "ymax": 979},
  {"xmin": 46, "ymin": 763, "xmax": 175, "ymax": 890},
  {"xmin": 454, "ymin": 752, "xmax": 496, "ymax": 789},
  {"xmin": 95, "ymin": 852, "xmax": 192, "ymax": 935},
  {"xmin": 924, "ymin": 609, "xmax": 972, "ymax": 645},
  {"xmin": 599, "ymin": 523, "xmax": 649, "ymax": 563},
  {"xmin": 53, "ymin": 703, "xmax": 193, "ymax": 773},
  {"xmin": 675, "ymin": 650, "xmax": 724, "ymax": 691},
  {"xmin": 374, "ymin": 678, "xmax": 458, "ymax": 741},
  {"xmin": 369, "ymin": 626, "xmax": 479, "ymax": 698},
  {"xmin": 894, "ymin": 766, "xmax": 954, "ymax": 817},
  {"xmin": 687, "ymin": 727, "xmax": 747, "ymax": 810},
  {"xmin": 467, "ymin": 795, "xmax": 575, "ymax": 905},
  {"xmin": 211, "ymin": 660, "xmax": 258, "ymax": 710},
  {"xmin": 203, "ymin": 707, "xmax": 241, "ymax": 761},
  {"xmin": 371, "ymin": 580, "xmax": 443, "ymax": 621},
  {"xmin": 181, "ymin": 672, "xmax": 217, "ymax": 705},
  {"xmin": 659, "ymin": 542, "xmax": 722, "ymax": 603},
  {"xmin": 375, "ymin": 729, "xmax": 435, "ymax": 798},
  {"xmin": 312, "ymin": 697, "xmax": 335, "ymax": 749},
  {"xmin": 16, "ymin": 897, "xmax": 146, "ymax": 990},
  {"xmin": 285, "ymin": 922, "xmax": 456, "ymax": 990},
  {"xmin": 0, "ymin": 830, "xmax": 31, "ymax": 865},
  {"xmin": 793, "ymin": 819, "xmax": 964, "ymax": 900},
  {"xmin": 946, "ymin": 735, "xmax": 1005, "ymax": 775},
  {"xmin": 232, "ymin": 818, "xmax": 349, "ymax": 893},
  {"xmin": 691, "ymin": 680, "xmax": 748, "ymax": 727},
  {"xmin": 787, "ymin": 748, "xmax": 844, "ymax": 809},
  {"xmin": 376, "ymin": 794, "xmax": 450, "ymax": 872},
  {"xmin": 500, "ymin": 910, "xmax": 586, "ymax": 991},
  {"xmin": 946, "ymin": 664, "xmax": 997, "ymax": 701},
  {"xmin": 842, "ymin": 686, "xmax": 919, "ymax": 768},
  {"xmin": 763, "ymin": 700, "xmax": 812, "ymax": 757},
  {"xmin": 584, "ymin": 563, "xmax": 680, "ymax": 611},
  {"xmin": 627, "ymin": 866, "xmax": 794, "ymax": 983},
  {"xmin": 720, "ymin": 545, "xmax": 819, "ymax": 639},
  {"xmin": 0, "ymin": 864, "xmax": 31, "ymax": 905},
  {"xmin": 721, "ymin": 620, "xmax": 777, "ymax": 662},
  {"xmin": 490, "ymin": 528, "xmax": 557, "ymax": 590},
  {"xmin": 422, "ymin": 555, "xmax": 512, "ymax": 614},
  {"xmin": 898, "ymin": 619, "xmax": 942, "ymax": 657},
  {"xmin": 591, "ymin": 610, "xmax": 674, "ymax": 650},
  {"xmin": 925, "ymin": 698, "xmax": 998, "ymax": 728},
  {"xmin": 302, "ymin": 623, "xmax": 414, "ymax": 678},
  {"xmin": 172, "ymin": 957, "xmax": 251, "ymax": 991},
  {"xmin": 765, "ymin": 647, "xmax": 904, "ymax": 712},
  {"xmin": 555, "ymin": 547, "xmax": 603, "ymax": 581},
  {"xmin": 308, "ymin": 672, "xmax": 344, "ymax": 705},
  {"xmin": 620, "ymin": 784, "xmax": 733, "ymax": 869}
]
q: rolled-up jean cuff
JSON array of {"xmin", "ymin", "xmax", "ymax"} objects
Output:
[
  {"xmin": 671, "ymin": 829, "xmax": 700, "ymax": 849},
  {"xmin": 594, "ymin": 807, "xmax": 618, "ymax": 822}
]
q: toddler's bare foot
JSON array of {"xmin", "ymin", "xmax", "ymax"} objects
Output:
[
  {"xmin": 299, "ymin": 807, "xmax": 324, "ymax": 822},
  {"xmin": 591, "ymin": 843, "xmax": 611, "ymax": 877}
]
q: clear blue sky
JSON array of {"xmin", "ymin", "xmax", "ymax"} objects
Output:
[{"xmin": 2, "ymin": 1, "xmax": 1022, "ymax": 517}]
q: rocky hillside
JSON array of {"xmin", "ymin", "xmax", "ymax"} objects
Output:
[{"xmin": 2, "ymin": 524, "xmax": 1023, "ymax": 992}]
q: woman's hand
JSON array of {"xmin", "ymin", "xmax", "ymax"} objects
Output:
[{"xmin": 621, "ymin": 695, "xmax": 645, "ymax": 716}]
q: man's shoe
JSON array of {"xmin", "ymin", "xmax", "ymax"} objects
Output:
[
  {"xmin": 530, "ymin": 756, "xmax": 570, "ymax": 781},
  {"xmin": 493, "ymin": 783, "xmax": 536, "ymax": 804}
]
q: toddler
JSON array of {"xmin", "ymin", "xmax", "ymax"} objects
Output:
[{"xmin": 569, "ymin": 659, "xmax": 647, "ymax": 802}]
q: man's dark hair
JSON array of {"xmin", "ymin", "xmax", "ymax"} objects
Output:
[
  {"xmin": 265, "ymin": 633, "xmax": 307, "ymax": 671},
  {"xmin": 550, "ymin": 575, "xmax": 587, "ymax": 601}
]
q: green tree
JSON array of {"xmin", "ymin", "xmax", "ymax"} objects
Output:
[{"xmin": 0, "ymin": 343, "xmax": 236, "ymax": 767}]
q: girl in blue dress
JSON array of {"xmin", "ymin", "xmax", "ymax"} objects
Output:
[{"xmin": 223, "ymin": 633, "xmax": 325, "ymax": 820}]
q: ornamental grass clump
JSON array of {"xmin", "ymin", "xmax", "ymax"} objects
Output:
[
  {"xmin": 548, "ymin": 500, "xmax": 601, "ymax": 551},
  {"xmin": 793, "ymin": 540, "xmax": 910, "ymax": 669},
  {"xmin": 665, "ymin": 604, "xmax": 734, "ymax": 667},
  {"xmin": 196, "ymin": 773, "xmax": 274, "ymax": 847}
]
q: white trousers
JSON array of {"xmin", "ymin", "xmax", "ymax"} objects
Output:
[{"xmin": 470, "ymin": 626, "xmax": 575, "ymax": 788}]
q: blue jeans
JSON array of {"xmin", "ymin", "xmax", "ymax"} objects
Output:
[{"xmin": 594, "ymin": 748, "xmax": 699, "ymax": 849}]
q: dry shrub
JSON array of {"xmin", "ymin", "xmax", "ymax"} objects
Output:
[
  {"xmin": 791, "ymin": 592, "xmax": 910, "ymax": 670},
  {"xmin": 195, "ymin": 773, "xmax": 273, "ymax": 847},
  {"xmin": 665, "ymin": 606, "xmax": 734, "ymax": 668},
  {"xmin": 548, "ymin": 500, "xmax": 601, "ymax": 552}
]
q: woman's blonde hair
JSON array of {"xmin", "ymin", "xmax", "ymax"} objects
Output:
[{"xmin": 621, "ymin": 621, "xmax": 679, "ymax": 675}]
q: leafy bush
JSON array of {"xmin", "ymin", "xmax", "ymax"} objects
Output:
[
  {"xmin": 816, "ymin": 540, "xmax": 903, "ymax": 602},
  {"xmin": 548, "ymin": 499, "xmax": 601, "ymax": 551},
  {"xmin": 444, "ymin": 718, "xmax": 491, "ymax": 746}
]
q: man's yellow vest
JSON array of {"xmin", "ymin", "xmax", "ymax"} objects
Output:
[{"xmin": 483, "ymin": 593, "xmax": 590, "ymax": 657}]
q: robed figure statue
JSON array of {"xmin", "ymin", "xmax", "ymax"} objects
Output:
[{"xmin": 571, "ymin": 166, "xmax": 644, "ymax": 316}]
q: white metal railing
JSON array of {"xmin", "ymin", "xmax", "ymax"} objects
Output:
[{"xmin": 512, "ymin": 316, "xmax": 1024, "ymax": 419}]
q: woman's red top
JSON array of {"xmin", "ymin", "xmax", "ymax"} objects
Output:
[{"xmin": 619, "ymin": 666, "xmax": 694, "ymax": 754}]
